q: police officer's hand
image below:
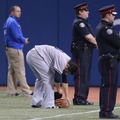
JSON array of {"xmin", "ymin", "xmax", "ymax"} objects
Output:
[{"xmin": 24, "ymin": 38, "xmax": 29, "ymax": 45}]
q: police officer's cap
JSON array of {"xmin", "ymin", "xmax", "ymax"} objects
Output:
[
  {"xmin": 99, "ymin": 5, "xmax": 117, "ymax": 15},
  {"xmin": 74, "ymin": 2, "xmax": 88, "ymax": 11}
]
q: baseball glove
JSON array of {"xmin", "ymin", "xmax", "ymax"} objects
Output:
[{"xmin": 55, "ymin": 98, "xmax": 70, "ymax": 108}]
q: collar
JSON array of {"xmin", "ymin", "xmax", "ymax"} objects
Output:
[
  {"xmin": 77, "ymin": 16, "xmax": 88, "ymax": 22},
  {"xmin": 101, "ymin": 20, "xmax": 113, "ymax": 26},
  {"xmin": 10, "ymin": 15, "xmax": 19, "ymax": 21}
]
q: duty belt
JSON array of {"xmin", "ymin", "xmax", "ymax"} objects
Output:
[
  {"xmin": 100, "ymin": 53, "xmax": 120, "ymax": 67},
  {"xmin": 101, "ymin": 53, "xmax": 119, "ymax": 60},
  {"xmin": 72, "ymin": 43, "xmax": 93, "ymax": 52}
]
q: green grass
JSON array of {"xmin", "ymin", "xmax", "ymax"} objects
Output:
[{"xmin": 0, "ymin": 90, "xmax": 119, "ymax": 120}]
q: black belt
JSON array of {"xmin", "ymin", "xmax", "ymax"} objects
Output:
[
  {"xmin": 84, "ymin": 44, "xmax": 93, "ymax": 51},
  {"xmin": 72, "ymin": 43, "xmax": 93, "ymax": 52},
  {"xmin": 100, "ymin": 53, "xmax": 119, "ymax": 59}
]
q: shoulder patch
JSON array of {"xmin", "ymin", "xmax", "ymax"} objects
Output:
[
  {"xmin": 79, "ymin": 22, "xmax": 85, "ymax": 28},
  {"xmin": 106, "ymin": 29, "xmax": 113, "ymax": 35}
]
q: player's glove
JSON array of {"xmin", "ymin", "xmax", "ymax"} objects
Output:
[{"xmin": 55, "ymin": 98, "xmax": 70, "ymax": 108}]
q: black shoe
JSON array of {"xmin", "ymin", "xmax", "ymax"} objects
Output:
[
  {"xmin": 31, "ymin": 105, "xmax": 41, "ymax": 108},
  {"xmin": 99, "ymin": 112, "xmax": 120, "ymax": 119},
  {"xmin": 46, "ymin": 105, "xmax": 59, "ymax": 109},
  {"xmin": 8, "ymin": 93, "xmax": 20, "ymax": 96},
  {"xmin": 12, "ymin": 93, "xmax": 20, "ymax": 96},
  {"xmin": 85, "ymin": 100, "xmax": 94, "ymax": 105},
  {"xmin": 73, "ymin": 98, "xmax": 94, "ymax": 105},
  {"xmin": 30, "ymin": 92, "xmax": 34, "ymax": 95},
  {"xmin": 23, "ymin": 92, "xmax": 33, "ymax": 96}
]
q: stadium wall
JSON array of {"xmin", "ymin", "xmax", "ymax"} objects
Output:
[{"xmin": 0, "ymin": 0, "xmax": 120, "ymax": 86}]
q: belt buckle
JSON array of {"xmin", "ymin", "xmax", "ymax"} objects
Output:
[{"xmin": 84, "ymin": 45, "xmax": 88, "ymax": 51}]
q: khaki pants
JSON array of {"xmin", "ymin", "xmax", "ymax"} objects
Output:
[{"xmin": 6, "ymin": 48, "xmax": 32, "ymax": 95}]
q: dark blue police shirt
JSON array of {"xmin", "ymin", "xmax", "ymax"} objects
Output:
[
  {"xmin": 72, "ymin": 17, "xmax": 95, "ymax": 47},
  {"xmin": 96, "ymin": 20, "xmax": 120, "ymax": 55}
]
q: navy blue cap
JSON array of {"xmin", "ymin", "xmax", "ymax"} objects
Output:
[
  {"xmin": 99, "ymin": 5, "xmax": 117, "ymax": 15},
  {"xmin": 74, "ymin": 2, "xmax": 88, "ymax": 11}
]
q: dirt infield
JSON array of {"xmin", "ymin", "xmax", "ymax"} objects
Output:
[{"xmin": 0, "ymin": 86, "xmax": 119, "ymax": 104}]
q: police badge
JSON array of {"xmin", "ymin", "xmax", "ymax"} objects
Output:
[
  {"xmin": 106, "ymin": 29, "xmax": 113, "ymax": 35},
  {"xmin": 79, "ymin": 22, "xmax": 85, "ymax": 28}
]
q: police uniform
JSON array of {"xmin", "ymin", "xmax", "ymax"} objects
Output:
[
  {"xmin": 96, "ymin": 5, "xmax": 120, "ymax": 119},
  {"xmin": 71, "ymin": 2, "xmax": 95, "ymax": 105}
]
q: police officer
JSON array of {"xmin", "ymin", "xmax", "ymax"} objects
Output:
[
  {"xmin": 96, "ymin": 5, "xmax": 120, "ymax": 119},
  {"xmin": 71, "ymin": 2, "xmax": 97, "ymax": 105}
]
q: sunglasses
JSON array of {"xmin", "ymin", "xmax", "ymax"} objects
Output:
[
  {"xmin": 80, "ymin": 8, "xmax": 89, "ymax": 12},
  {"xmin": 109, "ymin": 11, "xmax": 117, "ymax": 16},
  {"xmin": 110, "ymin": 13, "xmax": 116, "ymax": 16},
  {"xmin": 112, "ymin": 13, "xmax": 116, "ymax": 16},
  {"xmin": 83, "ymin": 8, "xmax": 89, "ymax": 11}
]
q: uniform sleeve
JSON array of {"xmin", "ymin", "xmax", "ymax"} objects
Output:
[
  {"xmin": 54, "ymin": 72, "xmax": 68, "ymax": 83},
  {"xmin": 54, "ymin": 71, "xmax": 60, "ymax": 83},
  {"xmin": 100, "ymin": 27, "xmax": 120, "ymax": 48},
  {"xmin": 10, "ymin": 21, "xmax": 26, "ymax": 43},
  {"xmin": 75, "ymin": 21, "xmax": 90, "ymax": 37},
  {"xmin": 62, "ymin": 74, "xmax": 68, "ymax": 83}
]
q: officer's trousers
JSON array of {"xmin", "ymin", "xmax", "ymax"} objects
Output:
[
  {"xmin": 98, "ymin": 56, "xmax": 118, "ymax": 114},
  {"xmin": 72, "ymin": 49, "xmax": 93, "ymax": 100},
  {"xmin": 26, "ymin": 48, "xmax": 55, "ymax": 108},
  {"xmin": 6, "ymin": 48, "xmax": 32, "ymax": 95}
]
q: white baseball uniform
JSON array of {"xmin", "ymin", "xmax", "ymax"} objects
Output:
[{"xmin": 26, "ymin": 45, "xmax": 70, "ymax": 108}]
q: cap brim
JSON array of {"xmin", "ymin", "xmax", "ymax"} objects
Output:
[{"xmin": 112, "ymin": 11, "xmax": 117, "ymax": 15}]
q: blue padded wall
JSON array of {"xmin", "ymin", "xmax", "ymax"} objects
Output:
[{"xmin": 0, "ymin": 0, "xmax": 120, "ymax": 86}]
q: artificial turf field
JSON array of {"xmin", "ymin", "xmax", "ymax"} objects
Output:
[{"xmin": 0, "ymin": 88, "xmax": 119, "ymax": 120}]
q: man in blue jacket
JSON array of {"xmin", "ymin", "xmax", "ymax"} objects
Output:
[{"xmin": 3, "ymin": 6, "xmax": 33, "ymax": 96}]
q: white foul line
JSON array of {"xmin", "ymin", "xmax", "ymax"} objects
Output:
[{"xmin": 29, "ymin": 107, "xmax": 120, "ymax": 120}]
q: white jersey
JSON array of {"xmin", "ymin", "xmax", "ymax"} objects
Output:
[{"xmin": 34, "ymin": 45, "xmax": 71, "ymax": 74}]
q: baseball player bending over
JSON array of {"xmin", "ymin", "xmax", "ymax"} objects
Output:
[{"xmin": 26, "ymin": 45, "xmax": 77, "ymax": 109}]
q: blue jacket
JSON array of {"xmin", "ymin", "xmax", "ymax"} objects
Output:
[{"xmin": 3, "ymin": 15, "xmax": 26, "ymax": 50}]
